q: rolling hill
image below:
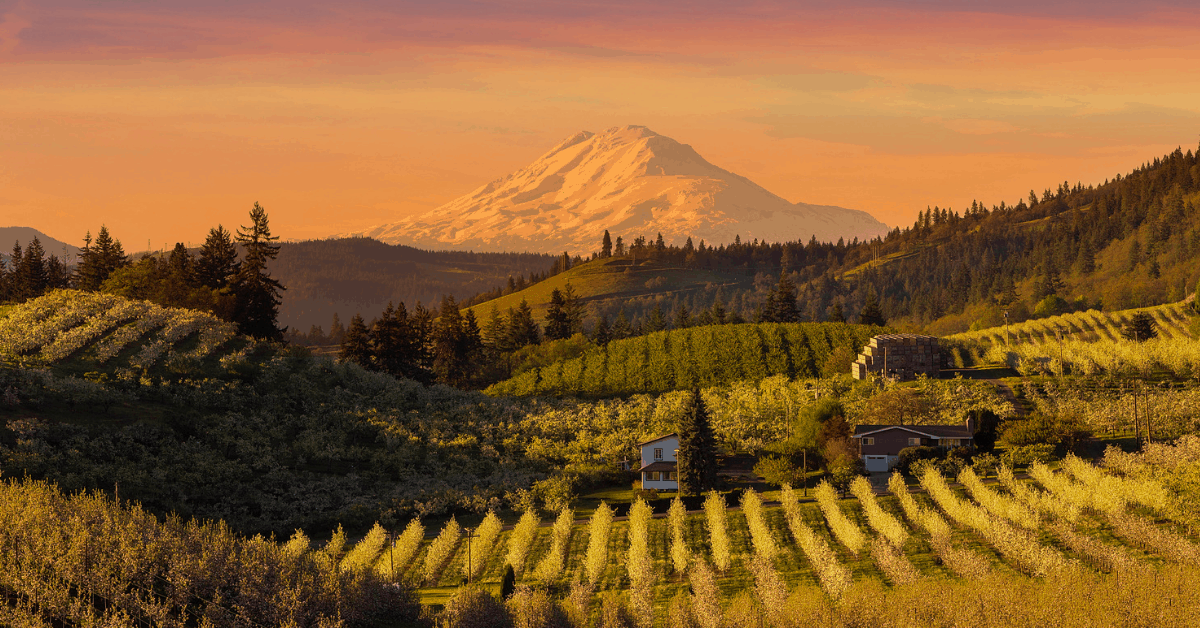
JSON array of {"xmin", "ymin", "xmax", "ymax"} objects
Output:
[
  {"xmin": 268, "ymin": 237, "xmax": 556, "ymax": 331},
  {"xmin": 358, "ymin": 125, "xmax": 888, "ymax": 255}
]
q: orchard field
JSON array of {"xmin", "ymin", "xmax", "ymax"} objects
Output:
[
  {"xmin": 0, "ymin": 289, "xmax": 255, "ymax": 373},
  {"xmin": 311, "ymin": 447, "xmax": 1200, "ymax": 627}
]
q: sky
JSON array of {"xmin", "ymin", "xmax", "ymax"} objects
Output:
[{"xmin": 3, "ymin": 0, "xmax": 1200, "ymax": 252}]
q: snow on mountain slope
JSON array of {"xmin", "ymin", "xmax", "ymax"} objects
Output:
[{"xmin": 359, "ymin": 125, "xmax": 889, "ymax": 254}]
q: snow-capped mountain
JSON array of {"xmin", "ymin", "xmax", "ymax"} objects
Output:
[{"xmin": 359, "ymin": 125, "xmax": 889, "ymax": 254}]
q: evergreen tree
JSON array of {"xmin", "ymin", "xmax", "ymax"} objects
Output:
[
  {"xmin": 433, "ymin": 295, "xmax": 478, "ymax": 387},
  {"xmin": 329, "ymin": 313, "xmax": 346, "ymax": 345},
  {"xmin": 161, "ymin": 243, "xmax": 197, "ymax": 306},
  {"xmin": 483, "ymin": 305, "xmax": 509, "ymax": 351},
  {"xmin": 1076, "ymin": 240, "xmax": 1096, "ymax": 274},
  {"xmin": 614, "ymin": 236, "xmax": 625, "ymax": 256},
  {"xmin": 562, "ymin": 283, "xmax": 586, "ymax": 336},
  {"xmin": 769, "ymin": 272, "xmax": 800, "ymax": 323},
  {"xmin": 1127, "ymin": 239, "xmax": 1142, "ymax": 272},
  {"xmin": 1122, "ymin": 312, "xmax": 1157, "ymax": 342},
  {"xmin": 611, "ymin": 309, "xmax": 632, "ymax": 339},
  {"xmin": 507, "ymin": 299, "xmax": 540, "ymax": 348},
  {"xmin": 676, "ymin": 390, "xmax": 718, "ymax": 496},
  {"xmin": 544, "ymin": 288, "xmax": 570, "ymax": 340},
  {"xmin": 829, "ymin": 301, "xmax": 846, "ymax": 323},
  {"xmin": 6, "ymin": 242, "xmax": 22, "ymax": 301},
  {"xmin": 859, "ymin": 291, "xmax": 887, "ymax": 326},
  {"xmin": 710, "ymin": 299, "xmax": 727, "ymax": 325},
  {"xmin": 655, "ymin": 232, "xmax": 666, "ymax": 251},
  {"xmin": 76, "ymin": 227, "xmax": 127, "ymax": 291},
  {"xmin": 593, "ymin": 314, "xmax": 612, "ymax": 345},
  {"xmin": 45, "ymin": 254, "xmax": 69, "ymax": 290},
  {"xmin": 645, "ymin": 304, "xmax": 667, "ymax": 333},
  {"xmin": 340, "ymin": 314, "xmax": 373, "ymax": 366},
  {"xmin": 601, "ymin": 230, "xmax": 613, "ymax": 258},
  {"xmin": 197, "ymin": 225, "xmax": 239, "ymax": 290},
  {"xmin": 371, "ymin": 302, "xmax": 408, "ymax": 377},
  {"xmin": 18, "ymin": 238, "xmax": 48, "ymax": 300},
  {"xmin": 673, "ymin": 305, "xmax": 692, "ymax": 329},
  {"xmin": 231, "ymin": 203, "xmax": 285, "ymax": 340}
]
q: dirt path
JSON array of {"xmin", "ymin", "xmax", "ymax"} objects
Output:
[{"xmin": 987, "ymin": 378, "xmax": 1028, "ymax": 417}]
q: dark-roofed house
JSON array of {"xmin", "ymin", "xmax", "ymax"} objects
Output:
[
  {"xmin": 851, "ymin": 419, "xmax": 975, "ymax": 472},
  {"xmin": 639, "ymin": 433, "xmax": 679, "ymax": 491}
]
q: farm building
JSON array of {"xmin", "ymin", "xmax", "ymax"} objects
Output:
[
  {"xmin": 851, "ymin": 334, "xmax": 941, "ymax": 381},
  {"xmin": 851, "ymin": 420, "xmax": 975, "ymax": 472},
  {"xmin": 639, "ymin": 433, "xmax": 679, "ymax": 491}
]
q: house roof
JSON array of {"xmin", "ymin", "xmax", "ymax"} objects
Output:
[
  {"xmin": 853, "ymin": 424, "xmax": 973, "ymax": 439},
  {"xmin": 638, "ymin": 433, "xmax": 678, "ymax": 447},
  {"xmin": 639, "ymin": 461, "xmax": 677, "ymax": 473}
]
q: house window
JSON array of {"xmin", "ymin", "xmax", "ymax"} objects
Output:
[
  {"xmin": 647, "ymin": 471, "xmax": 659, "ymax": 481},
  {"xmin": 863, "ymin": 437, "xmax": 875, "ymax": 446},
  {"xmin": 667, "ymin": 472, "xmax": 677, "ymax": 480},
  {"xmin": 945, "ymin": 438, "xmax": 960, "ymax": 447},
  {"xmin": 908, "ymin": 437, "xmax": 921, "ymax": 446},
  {"xmin": 654, "ymin": 448, "xmax": 663, "ymax": 460}
]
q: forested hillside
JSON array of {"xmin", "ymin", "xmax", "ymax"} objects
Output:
[
  {"xmin": 464, "ymin": 145, "xmax": 1200, "ymax": 337},
  {"xmin": 269, "ymin": 237, "xmax": 556, "ymax": 333}
]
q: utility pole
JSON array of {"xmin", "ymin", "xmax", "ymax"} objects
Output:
[
  {"xmin": 1057, "ymin": 327, "xmax": 1064, "ymax": 380},
  {"xmin": 389, "ymin": 531, "xmax": 395, "ymax": 582},
  {"xmin": 802, "ymin": 448, "xmax": 808, "ymax": 498},
  {"xmin": 466, "ymin": 527, "xmax": 475, "ymax": 585}
]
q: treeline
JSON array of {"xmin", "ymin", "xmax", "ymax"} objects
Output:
[
  {"xmin": 0, "ymin": 237, "xmax": 72, "ymax": 301},
  {"xmin": 486, "ymin": 322, "xmax": 881, "ymax": 398},
  {"xmin": 338, "ymin": 295, "xmax": 486, "ymax": 388},
  {"xmin": 0, "ymin": 477, "xmax": 420, "ymax": 628},
  {"xmin": 1, "ymin": 204, "xmax": 288, "ymax": 340}
]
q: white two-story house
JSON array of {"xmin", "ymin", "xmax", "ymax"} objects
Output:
[{"xmin": 639, "ymin": 433, "xmax": 679, "ymax": 491}]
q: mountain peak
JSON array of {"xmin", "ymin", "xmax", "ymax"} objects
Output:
[{"xmin": 360, "ymin": 127, "xmax": 888, "ymax": 254}]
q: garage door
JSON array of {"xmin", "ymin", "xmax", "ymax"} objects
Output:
[{"xmin": 864, "ymin": 456, "xmax": 889, "ymax": 472}]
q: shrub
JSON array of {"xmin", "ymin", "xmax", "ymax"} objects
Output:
[
  {"xmin": 1000, "ymin": 412, "xmax": 1091, "ymax": 452},
  {"xmin": 895, "ymin": 446, "xmax": 945, "ymax": 475},
  {"xmin": 754, "ymin": 454, "xmax": 801, "ymax": 488},
  {"xmin": 1001, "ymin": 444, "xmax": 1058, "ymax": 467}
]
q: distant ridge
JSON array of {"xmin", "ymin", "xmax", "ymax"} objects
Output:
[
  {"xmin": 358, "ymin": 125, "xmax": 889, "ymax": 254},
  {"xmin": 0, "ymin": 227, "xmax": 81, "ymax": 260}
]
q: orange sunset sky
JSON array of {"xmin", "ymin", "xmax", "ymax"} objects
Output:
[{"xmin": 3, "ymin": 0, "xmax": 1200, "ymax": 252}]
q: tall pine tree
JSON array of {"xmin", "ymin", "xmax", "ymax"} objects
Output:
[
  {"xmin": 339, "ymin": 314, "xmax": 373, "ymax": 366},
  {"xmin": 232, "ymin": 203, "xmax": 285, "ymax": 340},
  {"xmin": 676, "ymin": 390, "xmax": 717, "ymax": 496},
  {"xmin": 197, "ymin": 225, "xmax": 239, "ymax": 290}
]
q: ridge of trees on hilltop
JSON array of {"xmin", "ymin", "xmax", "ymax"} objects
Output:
[{"xmin": 0, "ymin": 203, "xmax": 288, "ymax": 341}]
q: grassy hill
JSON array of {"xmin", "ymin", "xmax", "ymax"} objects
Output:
[
  {"xmin": 464, "ymin": 255, "xmax": 752, "ymax": 322},
  {"xmin": 486, "ymin": 322, "xmax": 883, "ymax": 398}
]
